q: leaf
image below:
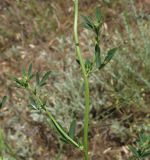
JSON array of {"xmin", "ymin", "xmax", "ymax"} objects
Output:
[
  {"xmin": 68, "ymin": 119, "xmax": 76, "ymax": 140},
  {"xmin": 139, "ymin": 133, "xmax": 149, "ymax": 145},
  {"xmin": 22, "ymin": 66, "xmax": 26, "ymax": 79},
  {"xmin": 85, "ymin": 59, "xmax": 91, "ymax": 67},
  {"xmin": 76, "ymin": 59, "xmax": 80, "ymax": 65},
  {"xmin": 29, "ymin": 74, "xmax": 34, "ymax": 80},
  {"xmin": 50, "ymin": 116, "xmax": 70, "ymax": 143},
  {"xmin": 95, "ymin": 8, "xmax": 101, "ymax": 23},
  {"xmin": 29, "ymin": 96, "xmax": 38, "ymax": 110},
  {"xmin": 40, "ymin": 99, "xmax": 47, "ymax": 110},
  {"xmin": 28, "ymin": 64, "xmax": 32, "ymax": 77},
  {"xmin": 36, "ymin": 72, "xmax": 40, "ymax": 86},
  {"xmin": 84, "ymin": 23, "xmax": 93, "ymax": 30},
  {"xmin": 46, "ymin": 110, "xmax": 81, "ymax": 149},
  {"xmin": 142, "ymin": 151, "xmax": 150, "ymax": 158},
  {"xmin": 85, "ymin": 59, "xmax": 93, "ymax": 74},
  {"xmin": 129, "ymin": 146, "xmax": 139, "ymax": 158},
  {"xmin": 95, "ymin": 43, "xmax": 101, "ymax": 68},
  {"xmin": 0, "ymin": 96, "xmax": 7, "ymax": 110},
  {"xmin": 1, "ymin": 96, "xmax": 7, "ymax": 107},
  {"xmin": 14, "ymin": 77, "xmax": 28, "ymax": 88},
  {"xmin": 28, "ymin": 64, "xmax": 34, "ymax": 80},
  {"xmin": 14, "ymin": 77, "xmax": 22, "ymax": 86},
  {"xmin": 104, "ymin": 48, "xmax": 117, "ymax": 64},
  {"xmin": 39, "ymin": 71, "xmax": 51, "ymax": 87},
  {"xmin": 82, "ymin": 15, "xmax": 94, "ymax": 30}
]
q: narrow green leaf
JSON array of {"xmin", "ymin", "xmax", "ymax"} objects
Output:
[
  {"xmin": 103, "ymin": 48, "xmax": 117, "ymax": 64},
  {"xmin": 85, "ymin": 59, "xmax": 91, "ymax": 67},
  {"xmin": 142, "ymin": 151, "xmax": 150, "ymax": 158},
  {"xmin": 85, "ymin": 59, "xmax": 93, "ymax": 74},
  {"xmin": 82, "ymin": 15, "xmax": 94, "ymax": 30},
  {"xmin": 14, "ymin": 77, "xmax": 22, "ymax": 86},
  {"xmin": 76, "ymin": 59, "xmax": 80, "ymax": 65},
  {"xmin": 0, "ymin": 96, "xmax": 7, "ymax": 110},
  {"xmin": 22, "ymin": 66, "xmax": 26, "ymax": 78},
  {"xmin": 50, "ymin": 117, "xmax": 71, "ymax": 143},
  {"xmin": 28, "ymin": 64, "xmax": 34, "ymax": 80},
  {"xmin": 84, "ymin": 23, "xmax": 93, "ymax": 30},
  {"xmin": 36, "ymin": 72, "xmax": 40, "ymax": 86},
  {"xmin": 29, "ymin": 74, "xmax": 34, "ymax": 80},
  {"xmin": 40, "ymin": 99, "xmax": 47, "ymax": 110},
  {"xmin": 29, "ymin": 96, "xmax": 38, "ymax": 110},
  {"xmin": 28, "ymin": 64, "xmax": 32, "ymax": 77},
  {"xmin": 95, "ymin": 43, "xmax": 101, "ymax": 68},
  {"xmin": 14, "ymin": 77, "xmax": 28, "ymax": 88},
  {"xmin": 129, "ymin": 146, "xmax": 139, "ymax": 158},
  {"xmin": 39, "ymin": 71, "xmax": 51, "ymax": 87},
  {"xmin": 1, "ymin": 96, "xmax": 7, "ymax": 107},
  {"xmin": 46, "ymin": 110, "xmax": 81, "ymax": 149},
  {"xmin": 68, "ymin": 119, "xmax": 76, "ymax": 140},
  {"xmin": 95, "ymin": 8, "xmax": 101, "ymax": 23}
]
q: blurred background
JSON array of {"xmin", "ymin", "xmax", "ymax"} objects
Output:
[{"xmin": 0, "ymin": 0, "xmax": 150, "ymax": 159}]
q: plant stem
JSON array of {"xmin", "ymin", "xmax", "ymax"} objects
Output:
[
  {"xmin": 74, "ymin": 0, "xmax": 90, "ymax": 159},
  {"xmin": 27, "ymin": 85, "xmax": 82, "ymax": 150},
  {"xmin": 83, "ymin": 78, "xmax": 90, "ymax": 160}
]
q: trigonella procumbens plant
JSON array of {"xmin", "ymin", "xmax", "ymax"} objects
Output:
[{"xmin": 14, "ymin": 0, "xmax": 116, "ymax": 159}]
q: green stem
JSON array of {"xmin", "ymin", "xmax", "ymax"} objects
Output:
[
  {"xmin": 83, "ymin": 78, "xmax": 90, "ymax": 160},
  {"xmin": 27, "ymin": 85, "xmax": 82, "ymax": 150},
  {"xmin": 74, "ymin": 0, "xmax": 90, "ymax": 159},
  {"xmin": 45, "ymin": 107, "xmax": 82, "ymax": 149}
]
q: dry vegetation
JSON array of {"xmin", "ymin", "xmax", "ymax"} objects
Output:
[{"xmin": 0, "ymin": 0, "xmax": 150, "ymax": 159}]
